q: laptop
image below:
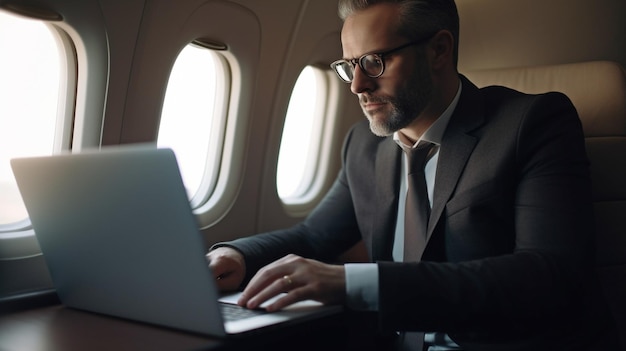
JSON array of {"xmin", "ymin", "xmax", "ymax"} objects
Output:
[{"xmin": 10, "ymin": 145, "xmax": 341, "ymax": 337}]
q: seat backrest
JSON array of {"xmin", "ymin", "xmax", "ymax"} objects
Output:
[{"xmin": 466, "ymin": 61, "xmax": 626, "ymax": 348}]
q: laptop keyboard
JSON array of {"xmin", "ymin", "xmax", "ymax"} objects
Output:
[{"xmin": 220, "ymin": 303, "xmax": 267, "ymax": 322}]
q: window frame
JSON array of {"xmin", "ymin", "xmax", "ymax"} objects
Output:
[
  {"xmin": 189, "ymin": 51, "xmax": 231, "ymax": 209},
  {"xmin": 0, "ymin": 0, "xmax": 108, "ymax": 300},
  {"xmin": 157, "ymin": 43, "xmax": 232, "ymax": 210},
  {"xmin": 278, "ymin": 66, "xmax": 342, "ymax": 217}
]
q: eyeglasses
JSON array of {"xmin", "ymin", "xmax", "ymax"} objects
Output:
[{"xmin": 330, "ymin": 34, "xmax": 435, "ymax": 83}]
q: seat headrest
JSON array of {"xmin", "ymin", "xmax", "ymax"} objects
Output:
[{"xmin": 464, "ymin": 61, "xmax": 626, "ymax": 138}]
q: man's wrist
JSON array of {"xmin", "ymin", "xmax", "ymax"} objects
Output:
[{"xmin": 344, "ymin": 263, "xmax": 379, "ymax": 311}]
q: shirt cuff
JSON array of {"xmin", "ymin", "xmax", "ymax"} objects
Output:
[{"xmin": 344, "ymin": 263, "xmax": 379, "ymax": 311}]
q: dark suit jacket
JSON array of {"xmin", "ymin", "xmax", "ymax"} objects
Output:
[{"xmin": 219, "ymin": 76, "xmax": 615, "ymax": 350}]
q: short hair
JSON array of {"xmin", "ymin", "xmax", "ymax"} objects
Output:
[{"xmin": 337, "ymin": 0, "xmax": 460, "ymax": 67}]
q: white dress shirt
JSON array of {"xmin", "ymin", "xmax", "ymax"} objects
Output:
[{"xmin": 345, "ymin": 82, "xmax": 462, "ymax": 310}]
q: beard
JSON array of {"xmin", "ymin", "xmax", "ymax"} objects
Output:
[{"xmin": 360, "ymin": 60, "xmax": 433, "ymax": 137}]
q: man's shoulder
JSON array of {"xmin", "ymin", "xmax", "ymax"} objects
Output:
[
  {"xmin": 462, "ymin": 74, "xmax": 572, "ymax": 104},
  {"xmin": 461, "ymin": 81, "xmax": 577, "ymax": 129},
  {"xmin": 471, "ymin": 79, "xmax": 574, "ymax": 109}
]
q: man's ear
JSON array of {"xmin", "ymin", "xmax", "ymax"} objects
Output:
[{"xmin": 429, "ymin": 30, "xmax": 455, "ymax": 70}]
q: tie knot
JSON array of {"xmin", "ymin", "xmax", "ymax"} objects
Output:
[{"xmin": 406, "ymin": 142, "xmax": 434, "ymax": 174}]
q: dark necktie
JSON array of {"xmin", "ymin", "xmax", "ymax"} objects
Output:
[
  {"xmin": 399, "ymin": 142, "xmax": 435, "ymax": 351},
  {"xmin": 403, "ymin": 142, "xmax": 434, "ymax": 262}
]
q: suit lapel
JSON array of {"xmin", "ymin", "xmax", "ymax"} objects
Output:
[
  {"xmin": 371, "ymin": 138, "xmax": 401, "ymax": 262},
  {"xmin": 368, "ymin": 76, "xmax": 486, "ymax": 259},
  {"xmin": 427, "ymin": 77, "xmax": 485, "ymax": 243}
]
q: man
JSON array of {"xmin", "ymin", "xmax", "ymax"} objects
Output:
[{"xmin": 207, "ymin": 0, "xmax": 615, "ymax": 349}]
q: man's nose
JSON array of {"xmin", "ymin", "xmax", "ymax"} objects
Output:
[{"xmin": 350, "ymin": 66, "xmax": 375, "ymax": 95}]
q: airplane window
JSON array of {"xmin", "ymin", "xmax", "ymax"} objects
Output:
[
  {"xmin": 0, "ymin": 11, "xmax": 64, "ymax": 228},
  {"xmin": 157, "ymin": 43, "xmax": 228, "ymax": 208},
  {"xmin": 277, "ymin": 66, "xmax": 327, "ymax": 202}
]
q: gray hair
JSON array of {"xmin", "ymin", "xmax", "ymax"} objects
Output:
[{"xmin": 337, "ymin": 0, "xmax": 460, "ymax": 66}]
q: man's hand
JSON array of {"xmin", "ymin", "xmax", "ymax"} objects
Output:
[
  {"xmin": 206, "ymin": 247, "xmax": 246, "ymax": 292},
  {"xmin": 237, "ymin": 254, "xmax": 346, "ymax": 312}
]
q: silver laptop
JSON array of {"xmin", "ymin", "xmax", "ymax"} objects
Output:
[{"xmin": 10, "ymin": 145, "xmax": 341, "ymax": 337}]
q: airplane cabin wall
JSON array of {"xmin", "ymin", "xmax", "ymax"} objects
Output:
[{"xmin": 96, "ymin": 0, "xmax": 356, "ymax": 247}]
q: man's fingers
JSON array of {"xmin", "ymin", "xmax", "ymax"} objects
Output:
[
  {"xmin": 215, "ymin": 272, "xmax": 242, "ymax": 291},
  {"xmin": 243, "ymin": 274, "xmax": 304, "ymax": 311},
  {"xmin": 238, "ymin": 270, "xmax": 286, "ymax": 308},
  {"xmin": 238, "ymin": 254, "xmax": 344, "ymax": 311},
  {"xmin": 263, "ymin": 286, "xmax": 307, "ymax": 312},
  {"xmin": 206, "ymin": 247, "xmax": 246, "ymax": 291},
  {"xmin": 239, "ymin": 259, "xmax": 292, "ymax": 305}
]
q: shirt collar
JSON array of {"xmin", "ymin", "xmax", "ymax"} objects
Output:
[{"xmin": 394, "ymin": 80, "xmax": 462, "ymax": 149}]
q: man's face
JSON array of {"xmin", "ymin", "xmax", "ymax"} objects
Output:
[{"xmin": 341, "ymin": 3, "xmax": 433, "ymax": 137}]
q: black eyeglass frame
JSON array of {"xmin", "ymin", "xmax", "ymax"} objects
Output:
[{"xmin": 330, "ymin": 33, "xmax": 436, "ymax": 83}]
